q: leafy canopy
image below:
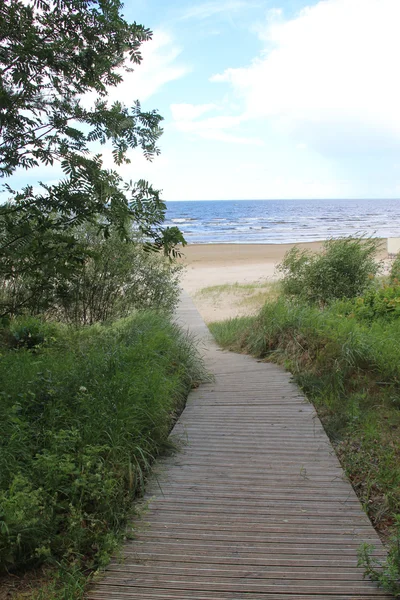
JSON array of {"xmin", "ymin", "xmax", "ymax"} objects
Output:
[
  {"xmin": 1, "ymin": 0, "xmax": 160, "ymax": 176},
  {"xmin": 0, "ymin": 0, "xmax": 185, "ymax": 317}
]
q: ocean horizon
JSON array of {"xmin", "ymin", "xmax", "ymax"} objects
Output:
[{"xmin": 165, "ymin": 198, "xmax": 400, "ymax": 244}]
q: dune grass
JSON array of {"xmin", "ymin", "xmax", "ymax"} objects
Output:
[
  {"xmin": 0, "ymin": 312, "xmax": 205, "ymax": 598},
  {"xmin": 196, "ymin": 281, "xmax": 281, "ymax": 315},
  {"xmin": 197, "ymin": 282, "xmax": 268, "ymax": 295}
]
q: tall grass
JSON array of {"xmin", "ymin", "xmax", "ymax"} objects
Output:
[{"xmin": 0, "ymin": 313, "xmax": 205, "ymax": 589}]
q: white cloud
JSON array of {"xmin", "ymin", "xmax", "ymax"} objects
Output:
[
  {"xmin": 192, "ymin": 130, "xmax": 264, "ymax": 145},
  {"xmin": 180, "ymin": 1, "xmax": 258, "ymax": 20},
  {"xmin": 170, "ymin": 103, "xmax": 217, "ymax": 121},
  {"xmin": 211, "ymin": 0, "xmax": 400, "ymax": 154},
  {"xmin": 170, "ymin": 102, "xmax": 263, "ymax": 145},
  {"xmin": 176, "ymin": 113, "xmax": 243, "ymax": 131},
  {"xmin": 83, "ymin": 31, "xmax": 189, "ymax": 109}
]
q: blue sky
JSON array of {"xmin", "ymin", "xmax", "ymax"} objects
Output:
[{"xmin": 16, "ymin": 0, "xmax": 400, "ymax": 200}]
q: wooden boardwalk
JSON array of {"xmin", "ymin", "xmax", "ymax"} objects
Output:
[{"xmin": 89, "ymin": 292, "xmax": 391, "ymax": 599}]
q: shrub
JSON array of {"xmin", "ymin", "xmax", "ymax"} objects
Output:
[
  {"xmin": 278, "ymin": 236, "xmax": 381, "ymax": 305},
  {"xmin": 276, "ymin": 246, "xmax": 313, "ymax": 299},
  {"xmin": 0, "ymin": 313, "xmax": 204, "ymax": 573},
  {"xmin": 337, "ymin": 284, "xmax": 400, "ymax": 322},
  {"xmin": 51, "ymin": 227, "xmax": 182, "ymax": 324},
  {"xmin": 0, "ymin": 225, "xmax": 182, "ymax": 324},
  {"xmin": 390, "ymin": 253, "xmax": 400, "ymax": 284}
]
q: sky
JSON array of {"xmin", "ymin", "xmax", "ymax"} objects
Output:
[{"xmin": 15, "ymin": 0, "xmax": 400, "ymax": 200}]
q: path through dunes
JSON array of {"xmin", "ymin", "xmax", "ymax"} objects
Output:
[{"xmin": 88, "ymin": 292, "xmax": 391, "ymax": 599}]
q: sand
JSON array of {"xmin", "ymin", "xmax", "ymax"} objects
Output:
[
  {"xmin": 179, "ymin": 242, "xmax": 324, "ymax": 294},
  {"xmin": 179, "ymin": 240, "xmax": 388, "ymax": 323}
]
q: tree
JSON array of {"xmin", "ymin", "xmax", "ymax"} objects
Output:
[{"xmin": 0, "ymin": 0, "xmax": 184, "ymax": 316}]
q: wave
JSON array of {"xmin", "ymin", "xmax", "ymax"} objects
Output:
[
  {"xmin": 165, "ymin": 199, "xmax": 400, "ymax": 244},
  {"xmin": 171, "ymin": 218, "xmax": 197, "ymax": 223}
]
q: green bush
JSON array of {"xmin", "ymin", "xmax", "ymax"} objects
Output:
[
  {"xmin": 51, "ymin": 227, "xmax": 182, "ymax": 324},
  {"xmin": 0, "ymin": 225, "xmax": 182, "ymax": 324},
  {"xmin": 336, "ymin": 284, "xmax": 400, "ymax": 322},
  {"xmin": 278, "ymin": 236, "xmax": 381, "ymax": 305},
  {"xmin": 390, "ymin": 253, "xmax": 400, "ymax": 284},
  {"xmin": 2, "ymin": 316, "xmax": 59, "ymax": 349},
  {"xmin": 0, "ymin": 313, "xmax": 204, "ymax": 573},
  {"xmin": 275, "ymin": 246, "xmax": 312, "ymax": 299}
]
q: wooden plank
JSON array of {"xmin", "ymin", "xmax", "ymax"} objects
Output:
[
  {"xmin": 105, "ymin": 564, "xmax": 370, "ymax": 580},
  {"xmin": 88, "ymin": 292, "xmax": 391, "ymax": 599},
  {"xmin": 92, "ymin": 579, "xmax": 387, "ymax": 595},
  {"xmin": 126, "ymin": 540, "xmax": 386, "ymax": 556},
  {"xmin": 116, "ymin": 552, "xmax": 373, "ymax": 567},
  {"xmin": 90, "ymin": 589, "xmax": 388, "ymax": 600}
]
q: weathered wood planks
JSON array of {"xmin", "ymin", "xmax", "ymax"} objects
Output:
[{"xmin": 88, "ymin": 292, "xmax": 392, "ymax": 599}]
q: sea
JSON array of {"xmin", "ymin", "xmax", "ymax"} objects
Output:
[{"xmin": 165, "ymin": 199, "xmax": 400, "ymax": 244}]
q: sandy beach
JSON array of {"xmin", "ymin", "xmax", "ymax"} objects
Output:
[
  {"xmin": 179, "ymin": 240, "xmax": 388, "ymax": 323},
  {"xmin": 179, "ymin": 242, "xmax": 324, "ymax": 293}
]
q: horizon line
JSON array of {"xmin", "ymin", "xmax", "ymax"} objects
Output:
[{"xmin": 165, "ymin": 198, "xmax": 400, "ymax": 202}]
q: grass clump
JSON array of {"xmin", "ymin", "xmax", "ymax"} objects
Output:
[
  {"xmin": 0, "ymin": 312, "xmax": 204, "ymax": 593},
  {"xmin": 358, "ymin": 517, "xmax": 400, "ymax": 597},
  {"xmin": 209, "ymin": 237, "xmax": 400, "ymax": 596},
  {"xmin": 197, "ymin": 282, "xmax": 267, "ymax": 296},
  {"xmin": 196, "ymin": 281, "xmax": 281, "ymax": 318}
]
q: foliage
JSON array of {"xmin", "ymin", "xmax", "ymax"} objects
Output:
[
  {"xmin": 1, "ymin": 223, "xmax": 182, "ymax": 322},
  {"xmin": 277, "ymin": 237, "xmax": 381, "ymax": 305},
  {"xmin": 276, "ymin": 246, "xmax": 312, "ymax": 299},
  {"xmin": 358, "ymin": 517, "xmax": 400, "ymax": 597},
  {"xmin": 0, "ymin": 312, "xmax": 205, "ymax": 577},
  {"xmin": 390, "ymin": 254, "xmax": 400, "ymax": 284},
  {"xmin": 336, "ymin": 284, "xmax": 400, "ymax": 322},
  {"xmin": 51, "ymin": 229, "xmax": 182, "ymax": 324},
  {"xmin": 0, "ymin": 0, "xmax": 186, "ymax": 318},
  {"xmin": 1, "ymin": 0, "xmax": 157, "ymax": 176}
]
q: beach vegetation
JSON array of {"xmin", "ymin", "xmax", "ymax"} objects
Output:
[
  {"xmin": 209, "ymin": 239, "xmax": 400, "ymax": 596},
  {"xmin": 278, "ymin": 236, "xmax": 382, "ymax": 305},
  {"xmin": 0, "ymin": 0, "xmax": 185, "ymax": 321},
  {"xmin": 196, "ymin": 281, "xmax": 281, "ymax": 317},
  {"xmin": 1, "ymin": 222, "xmax": 182, "ymax": 323},
  {"xmin": 390, "ymin": 253, "xmax": 400, "ymax": 284},
  {"xmin": 0, "ymin": 313, "xmax": 204, "ymax": 596}
]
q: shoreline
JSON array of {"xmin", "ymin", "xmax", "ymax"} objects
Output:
[
  {"xmin": 179, "ymin": 241, "xmax": 326, "ymax": 267},
  {"xmin": 179, "ymin": 239, "xmax": 388, "ymax": 322},
  {"xmin": 179, "ymin": 239, "xmax": 388, "ymax": 267}
]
